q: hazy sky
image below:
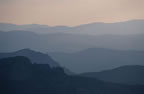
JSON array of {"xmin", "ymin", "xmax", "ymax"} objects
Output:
[{"xmin": 0, "ymin": 0, "xmax": 144, "ymax": 26}]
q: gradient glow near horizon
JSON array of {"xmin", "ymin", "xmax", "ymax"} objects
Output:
[{"xmin": 0, "ymin": 0, "xmax": 144, "ymax": 26}]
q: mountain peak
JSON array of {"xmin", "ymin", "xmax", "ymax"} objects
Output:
[
  {"xmin": 15, "ymin": 48, "xmax": 36, "ymax": 53},
  {"xmin": 0, "ymin": 49, "xmax": 60, "ymax": 67}
]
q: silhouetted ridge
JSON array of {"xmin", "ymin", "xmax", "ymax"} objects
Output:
[
  {"xmin": 0, "ymin": 56, "xmax": 144, "ymax": 94},
  {"xmin": 113, "ymin": 65, "xmax": 144, "ymax": 71},
  {"xmin": 0, "ymin": 56, "xmax": 31, "ymax": 64},
  {"xmin": 0, "ymin": 56, "xmax": 32, "ymax": 80},
  {"xmin": 80, "ymin": 65, "xmax": 144, "ymax": 85},
  {"xmin": 0, "ymin": 49, "xmax": 74, "ymax": 75},
  {"xmin": 0, "ymin": 56, "xmax": 65, "ymax": 81},
  {"xmin": 0, "ymin": 49, "xmax": 59, "ymax": 67}
]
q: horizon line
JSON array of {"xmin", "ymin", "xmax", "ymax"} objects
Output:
[{"xmin": 0, "ymin": 19, "xmax": 144, "ymax": 27}]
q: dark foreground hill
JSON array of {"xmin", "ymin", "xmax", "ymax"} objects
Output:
[
  {"xmin": 0, "ymin": 56, "xmax": 144, "ymax": 94},
  {"xmin": 80, "ymin": 65, "xmax": 144, "ymax": 85}
]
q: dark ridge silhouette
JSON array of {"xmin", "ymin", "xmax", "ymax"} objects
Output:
[
  {"xmin": 0, "ymin": 56, "xmax": 32, "ymax": 81},
  {"xmin": 0, "ymin": 48, "xmax": 59, "ymax": 67},
  {"xmin": 0, "ymin": 56, "xmax": 144, "ymax": 94},
  {"xmin": 49, "ymin": 48, "xmax": 144, "ymax": 73},
  {"xmin": 80, "ymin": 65, "xmax": 144, "ymax": 85},
  {"xmin": 0, "ymin": 49, "xmax": 74, "ymax": 75}
]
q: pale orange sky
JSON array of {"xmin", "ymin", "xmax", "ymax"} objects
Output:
[{"xmin": 0, "ymin": 0, "xmax": 144, "ymax": 26}]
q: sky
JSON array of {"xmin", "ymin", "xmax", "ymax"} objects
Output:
[{"xmin": 0, "ymin": 0, "xmax": 144, "ymax": 26}]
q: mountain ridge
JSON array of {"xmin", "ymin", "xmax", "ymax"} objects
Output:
[
  {"xmin": 0, "ymin": 30, "xmax": 144, "ymax": 52},
  {"xmin": 0, "ymin": 49, "xmax": 59, "ymax": 67},
  {"xmin": 1, "ymin": 56, "xmax": 144, "ymax": 94},
  {"xmin": 0, "ymin": 49, "xmax": 75, "ymax": 75},
  {"xmin": 0, "ymin": 20, "xmax": 144, "ymax": 35},
  {"xmin": 49, "ymin": 48, "xmax": 144, "ymax": 73},
  {"xmin": 80, "ymin": 65, "xmax": 144, "ymax": 85}
]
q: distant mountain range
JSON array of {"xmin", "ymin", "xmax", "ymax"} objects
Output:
[
  {"xmin": 80, "ymin": 65, "xmax": 144, "ymax": 85},
  {"xmin": 49, "ymin": 48, "xmax": 144, "ymax": 73},
  {"xmin": 0, "ymin": 30, "xmax": 144, "ymax": 52},
  {"xmin": 1, "ymin": 56, "xmax": 144, "ymax": 94},
  {"xmin": 1, "ymin": 20, "xmax": 144, "ymax": 94},
  {"xmin": 0, "ymin": 20, "xmax": 144, "ymax": 35}
]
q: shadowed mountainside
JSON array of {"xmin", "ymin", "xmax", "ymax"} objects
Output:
[
  {"xmin": 0, "ymin": 56, "xmax": 144, "ymax": 94},
  {"xmin": 0, "ymin": 49, "xmax": 74, "ymax": 75},
  {"xmin": 0, "ymin": 49, "xmax": 59, "ymax": 67}
]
